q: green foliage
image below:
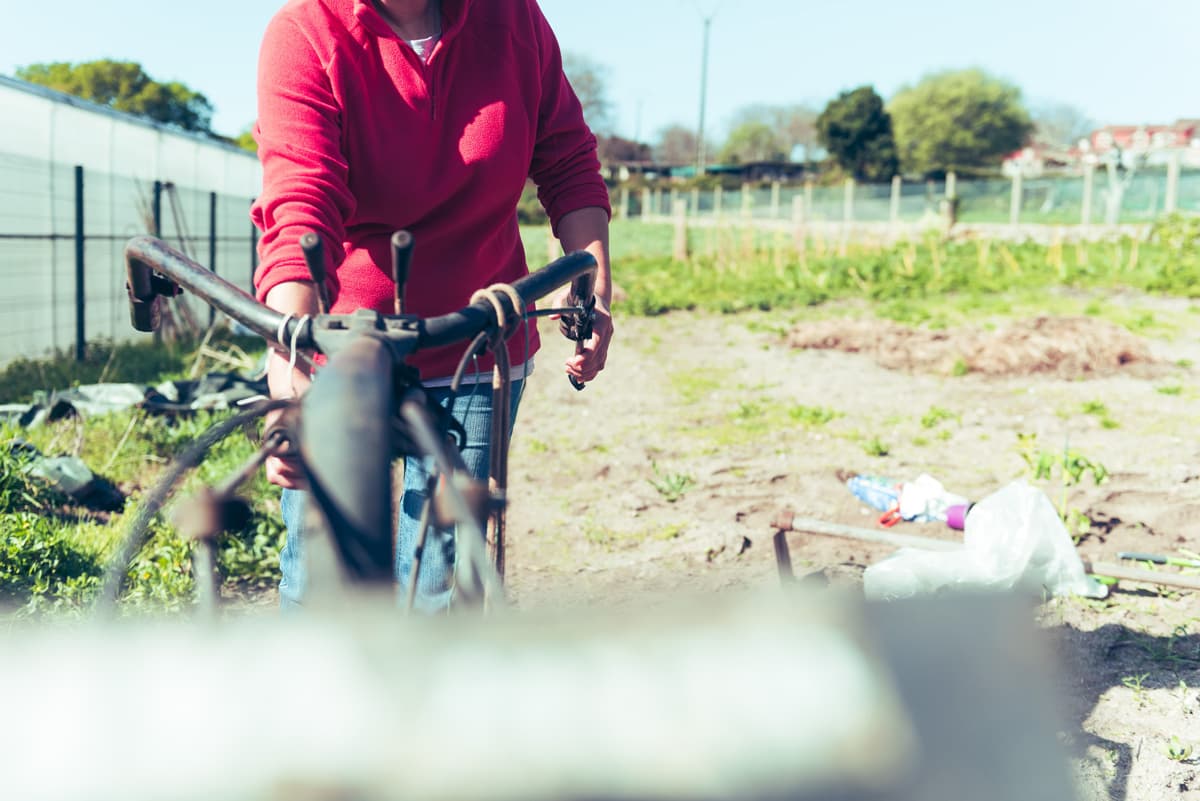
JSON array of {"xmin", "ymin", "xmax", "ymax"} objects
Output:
[
  {"xmin": 888, "ymin": 69, "xmax": 1033, "ymax": 176},
  {"xmin": 717, "ymin": 121, "xmax": 787, "ymax": 165},
  {"xmin": 1166, "ymin": 737, "xmax": 1195, "ymax": 763},
  {"xmin": 121, "ymin": 521, "xmax": 194, "ymax": 609},
  {"xmin": 234, "ymin": 127, "xmax": 258, "ymax": 154},
  {"xmin": 816, "ymin": 86, "xmax": 898, "ymax": 181},
  {"xmin": 1017, "ymin": 433, "xmax": 1109, "ymax": 540},
  {"xmin": 518, "ymin": 181, "xmax": 549, "ymax": 226},
  {"xmin": 0, "ymin": 513, "xmax": 102, "ymax": 610},
  {"xmin": 789, "ymin": 405, "xmax": 840, "ymax": 427},
  {"xmin": 648, "ymin": 463, "xmax": 695, "ymax": 503},
  {"xmin": 17, "ymin": 60, "xmax": 214, "ymax": 133},
  {"xmin": 862, "ymin": 436, "xmax": 890, "ymax": 457},
  {"xmin": 0, "ymin": 439, "xmax": 62, "ymax": 513},
  {"xmin": 920, "ymin": 406, "xmax": 959, "ymax": 429},
  {"xmin": 591, "ymin": 220, "xmax": 1200, "ymax": 320},
  {"xmin": 0, "ymin": 335, "xmax": 263, "ymax": 404}
]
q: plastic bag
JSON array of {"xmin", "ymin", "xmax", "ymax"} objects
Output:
[
  {"xmin": 863, "ymin": 480, "xmax": 1108, "ymax": 601},
  {"xmin": 897, "ymin": 474, "xmax": 968, "ymax": 524}
]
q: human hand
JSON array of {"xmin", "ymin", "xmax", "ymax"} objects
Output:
[
  {"xmin": 552, "ymin": 289, "xmax": 613, "ymax": 387},
  {"xmin": 264, "ymin": 350, "xmax": 312, "ymax": 489}
]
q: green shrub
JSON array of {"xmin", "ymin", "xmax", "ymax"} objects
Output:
[{"xmin": 0, "ymin": 513, "xmax": 102, "ymax": 609}]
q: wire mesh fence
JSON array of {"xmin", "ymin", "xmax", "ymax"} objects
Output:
[
  {"xmin": 0, "ymin": 152, "xmax": 257, "ymax": 366},
  {"xmin": 624, "ymin": 164, "xmax": 1196, "ymax": 233}
]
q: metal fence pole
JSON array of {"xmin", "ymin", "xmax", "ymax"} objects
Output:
[
  {"xmin": 1009, "ymin": 172, "xmax": 1023, "ymax": 227},
  {"xmin": 889, "ymin": 175, "xmax": 901, "ymax": 228},
  {"xmin": 152, "ymin": 180, "xmax": 163, "ymax": 237},
  {"xmin": 208, "ymin": 192, "xmax": 218, "ymax": 325},
  {"xmin": 250, "ymin": 199, "xmax": 259, "ymax": 288},
  {"xmin": 1081, "ymin": 165, "xmax": 1094, "ymax": 229},
  {"xmin": 74, "ymin": 165, "xmax": 86, "ymax": 361},
  {"xmin": 672, "ymin": 199, "xmax": 689, "ymax": 261},
  {"xmin": 1166, "ymin": 152, "xmax": 1181, "ymax": 215}
]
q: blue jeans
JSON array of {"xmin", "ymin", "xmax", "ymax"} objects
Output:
[{"xmin": 279, "ymin": 379, "xmax": 524, "ymax": 612}]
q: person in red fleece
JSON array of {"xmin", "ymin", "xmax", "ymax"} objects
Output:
[{"xmin": 251, "ymin": 0, "xmax": 613, "ymax": 610}]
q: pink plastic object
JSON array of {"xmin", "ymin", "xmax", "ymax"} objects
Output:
[{"xmin": 946, "ymin": 504, "xmax": 970, "ymax": 531}]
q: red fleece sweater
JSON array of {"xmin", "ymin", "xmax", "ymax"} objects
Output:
[{"xmin": 251, "ymin": 0, "xmax": 610, "ymax": 379}]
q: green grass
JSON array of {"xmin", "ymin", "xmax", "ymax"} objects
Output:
[
  {"xmin": 522, "ymin": 215, "xmax": 1200, "ymax": 324},
  {"xmin": 0, "ymin": 334, "xmax": 266, "ymax": 404}
]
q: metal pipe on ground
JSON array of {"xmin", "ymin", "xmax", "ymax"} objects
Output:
[{"xmin": 772, "ymin": 509, "xmax": 1200, "ymax": 593}]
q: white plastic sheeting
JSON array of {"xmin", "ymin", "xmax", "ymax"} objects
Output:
[{"xmin": 0, "ymin": 76, "xmax": 261, "ymax": 365}]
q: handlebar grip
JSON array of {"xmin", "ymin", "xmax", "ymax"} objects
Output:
[
  {"xmin": 391, "ymin": 230, "xmax": 414, "ymax": 315},
  {"xmin": 299, "ymin": 232, "xmax": 332, "ymax": 314}
]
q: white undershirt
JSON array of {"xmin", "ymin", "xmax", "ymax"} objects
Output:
[
  {"xmin": 406, "ymin": 33, "xmax": 440, "ymax": 62},
  {"xmin": 421, "ymin": 357, "xmax": 535, "ymax": 389}
]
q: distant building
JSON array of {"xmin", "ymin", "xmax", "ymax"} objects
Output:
[
  {"xmin": 1003, "ymin": 119, "xmax": 1200, "ymax": 176},
  {"xmin": 1085, "ymin": 120, "xmax": 1200, "ymax": 168},
  {"xmin": 1002, "ymin": 144, "xmax": 1079, "ymax": 178}
]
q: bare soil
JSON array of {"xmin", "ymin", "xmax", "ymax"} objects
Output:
[{"xmin": 506, "ymin": 298, "xmax": 1200, "ymax": 801}]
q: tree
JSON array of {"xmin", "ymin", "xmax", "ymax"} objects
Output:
[
  {"xmin": 815, "ymin": 87, "xmax": 898, "ymax": 181},
  {"xmin": 1031, "ymin": 102, "xmax": 1094, "ymax": 149},
  {"xmin": 16, "ymin": 60, "xmax": 214, "ymax": 133},
  {"xmin": 655, "ymin": 125, "xmax": 699, "ymax": 164},
  {"xmin": 889, "ymin": 68, "xmax": 1033, "ymax": 176},
  {"xmin": 562, "ymin": 52, "xmax": 613, "ymax": 136},
  {"xmin": 730, "ymin": 104, "xmax": 820, "ymax": 162},
  {"xmin": 234, "ymin": 127, "xmax": 258, "ymax": 155},
  {"xmin": 717, "ymin": 122, "xmax": 786, "ymax": 165}
]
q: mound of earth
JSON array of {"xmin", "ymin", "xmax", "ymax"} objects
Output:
[{"xmin": 785, "ymin": 316, "xmax": 1159, "ymax": 378}]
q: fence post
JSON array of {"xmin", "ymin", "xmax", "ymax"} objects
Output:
[
  {"xmin": 804, "ymin": 179, "xmax": 814, "ymax": 222},
  {"xmin": 740, "ymin": 182, "xmax": 752, "ymax": 221},
  {"xmin": 619, "ymin": 186, "xmax": 630, "ymax": 220},
  {"xmin": 672, "ymin": 199, "xmax": 689, "ymax": 261},
  {"xmin": 640, "ymin": 188, "xmax": 652, "ymax": 221},
  {"xmin": 653, "ymin": 188, "xmax": 663, "ymax": 219},
  {"xmin": 152, "ymin": 180, "xmax": 163, "ymax": 236},
  {"xmin": 770, "ymin": 181, "xmax": 781, "ymax": 219},
  {"xmin": 690, "ymin": 187, "xmax": 700, "ymax": 217},
  {"xmin": 74, "ymin": 165, "xmax": 85, "ymax": 362},
  {"xmin": 1166, "ymin": 152, "xmax": 1181, "ymax": 215},
  {"xmin": 207, "ymin": 192, "xmax": 218, "ymax": 325},
  {"xmin": 250, "ymin": 199, "xmax": 259, "ymax": 288},
  {"xmin": 791, "ymin": 195, "xmax": 807, "ymax": 249},
  {"xmin": 1009, "ymin": 172, "xmax": 1023, "ymax": 227},
  {"xmin": 714, "ymin": 185, "xmax": 724, "ymax": 221},
  {"xmin": 842, "ymin": 177, "xmax": 855, "ymax": 227},
  {"xmin": 944, "ymin": 170, "xmax": 958, "ymax": 229},
  {"xmin": 1081, "ymin": 165, "xmax": 1094, "ymax": 229},
  {"xmin": 889, "ymin": 175, "xmax": 902, "ymax": 227}
]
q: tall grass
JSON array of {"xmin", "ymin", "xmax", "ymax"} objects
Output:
[{"xmin": 524, "ymin": 214, "xmax": 1200, "ymax": 318}]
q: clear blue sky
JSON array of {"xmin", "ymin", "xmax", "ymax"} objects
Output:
[{"xmin": 3, "ymin": 0, "xmax": 1198, "ymax": 141}]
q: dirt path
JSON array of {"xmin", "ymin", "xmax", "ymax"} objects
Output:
[{"xmin": 505, "ymin": 300, "xmax": 1200, "ymax": 800}]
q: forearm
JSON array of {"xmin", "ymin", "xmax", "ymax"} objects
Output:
[
  {"xmin": 555, "ymin": 206, "xmax": 611, "ymax": 306},
  {"xmin": 264, "ymin": 281, "xmax": 320, "ymax": 395}
]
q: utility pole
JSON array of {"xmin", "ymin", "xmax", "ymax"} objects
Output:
[{"xmin": 695, "ymin": 12, "xmax": 714, "ymax": 176}]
